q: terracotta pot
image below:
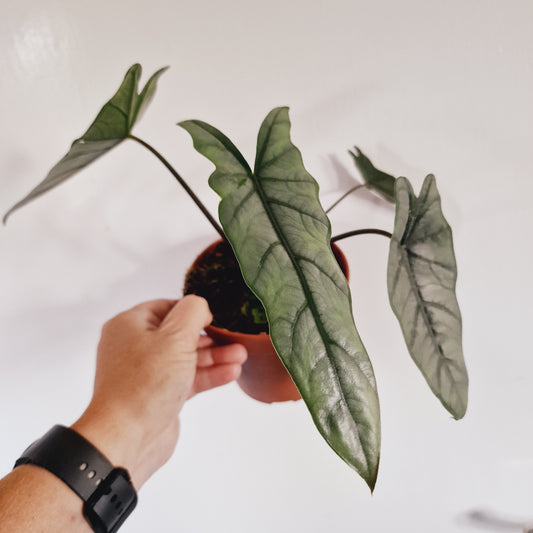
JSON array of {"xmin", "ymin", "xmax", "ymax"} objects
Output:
[
  {"xmin": 205, "ymin": 324, "xmax": 296, "ymax": 403},
  {"xmin": 189, "ymin": 240, "xmax": 349, "ymax": 404}
]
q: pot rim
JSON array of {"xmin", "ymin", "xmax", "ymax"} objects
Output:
[
  {"xmin": 191, "ymin": 238, "xmax": 349, "ymax": 338},
  {"xmin": 205, "ymin": 323, "xmax": 270, "ymax": 339}
]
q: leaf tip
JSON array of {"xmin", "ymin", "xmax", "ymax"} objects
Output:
[
  {"xmin": 392, "ymin": 176, "xmax": 407, "ymax": 201},
  {"xmin": 450, "ymin": 397, "xmax": 468, "ymax": 420},
  {"xmin": 3, "ymin": 203, "xmax": 19, "ymax": 225},
  {"xmin": 348, "ymin": 146, "xmax": 361, "ymax": 160},
  {"xmin": 176, "ymin": 119, "xmax": 199, "ymax": 136},
  {"xmin": 395, "ymin": 176, "xmax": 408, "ymax": 187},
  {"xmin": 150, "ymin": 65, "xmax": 170, "ymax": 81},
  {"xmin": 423, "ymin": 173, "xmax": 436, "ymax": 185},
  {"xmin": 264, "ymin": 106, "xmax": 291, "ymax": 126},
  {"xmin": 127, "ymin": 63, "xmax": 142, "ymax": 77},
  {"xmin": 366, "ymin": 456, "xmax": 380, "ymax": 493}
]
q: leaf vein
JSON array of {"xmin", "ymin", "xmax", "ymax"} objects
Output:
[
  {"xmin": 229, "ymin": 188, "xmax": 255, "ymax": 224},
  {"xmin": 405, "ymin": 248, "xmax": 454, "ymax": 272},
  {"xmin": 401, "ymin": 247, "xmax": 456, "ymax": 392},
  {"xmin": 258, "ymin": 146, "xmax": 294, "ymax": 169},
  {"xmin": 289, "ymin": 302, "xmax": 309, "ymax": 354},
  {"xmin": 268, "ymin": 199, "xmax": 328, "ymax": 227},
  {"xmin": 295, "ymin": 255, "xmax": 348, "ymax": 296},
  {"xmin": 251, "ymin": 240, "xmax": 282, "ymax": 285}
]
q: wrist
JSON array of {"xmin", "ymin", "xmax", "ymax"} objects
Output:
[
  {"xmin": 72, "ymin": 405, "xmax": 145, "ymax": 490},
  {"xmin": 72, "ymin": 400, "xmax": 178, "ymax": 489}
]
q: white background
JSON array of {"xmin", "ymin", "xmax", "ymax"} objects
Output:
[{"xmin": 1, "ymin": 1, "xmax": 532, "ymax": 531}]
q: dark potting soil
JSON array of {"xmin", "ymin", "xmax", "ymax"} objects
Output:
[{"xmin": 183, "ymin": 240, "xmax": 269, "ymax": 335}]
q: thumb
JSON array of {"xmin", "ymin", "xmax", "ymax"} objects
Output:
[{"xmin": 160, "ymin": 295, "xmax": 213, "ymax": 343}]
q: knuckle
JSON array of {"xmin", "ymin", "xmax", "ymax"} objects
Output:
[{"xmin": 101, "ymin": 310, "xmax": 130, "ymax": 333}]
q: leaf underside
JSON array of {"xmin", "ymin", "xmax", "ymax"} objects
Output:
[
  {"xmin": 3, "ymin": 63, "xmax": 167, "ymax": 223},
  {"xmin": 349, "ymin": 147, "xmax": 396, "ymax": 203},
  {"xmin": 387, "ymin": 176, "xmax": 468, "ymax": 419},
  {"xmin": 180, "ymin": 108, "xmax": 381, "ymax": 489}
]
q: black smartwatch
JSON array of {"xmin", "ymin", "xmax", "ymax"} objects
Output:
[{"xmin": 14, "ymin": 425, "xmax": 137, "ymax": 533}]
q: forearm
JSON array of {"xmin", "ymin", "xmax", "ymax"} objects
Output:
[{"xmin": 0, "ymin": 464, "xmax": 92, "ymax": 532}]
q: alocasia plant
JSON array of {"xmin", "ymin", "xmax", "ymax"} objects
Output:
[{"xmin": 3, "ymin": 64, "xmax": 468, "ymax": 489}]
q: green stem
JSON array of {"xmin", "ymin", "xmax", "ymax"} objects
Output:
[
  {"xmin": 331, "ymin": 228, "xmax": 392, "ymax": 243},
  {"xmin": 325, "ymin": 184, "xmax": 366, "ymax": 214},
  {"xmin": 128, "ymin": 134, "xmax": 226, "ymax": 240}
]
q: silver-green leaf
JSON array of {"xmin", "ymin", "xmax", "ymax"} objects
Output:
[
  {"xmin": 387, "ymin": 175, "xmax": 468, "ymax": 419},
  {"xmin": 180, "ymin": 107, "xmax": 381, "ymax": 490},
  {"xmin": 349, "ymin": 146, "xmax": 396, "ymax": 203},
  {"xmin": 3, "ymin": 64, "xmax": 167, "ymax": 223}
]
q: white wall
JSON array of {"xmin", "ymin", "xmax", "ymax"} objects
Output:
[{"xmin": 1, "ymin": 1, "xmax": 532, "ymax": 531}]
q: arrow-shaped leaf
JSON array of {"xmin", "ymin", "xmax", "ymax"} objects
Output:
[
  {"xmin": 3, "ymin": 64, "xmax": 167, "ymax": 223},
  {"xmin": 349, "ymin": 147, "xmax": 396, "ymax": 203},
  {"xmin": 387, "ymin": 175, "xmax": 468, "ymax": 419},
  {"xmin": 180, "ymin": 107, "xmax": 381, "ymax": 489}
]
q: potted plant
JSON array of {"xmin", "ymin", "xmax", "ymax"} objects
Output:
[{"xmin": 3, "ymin": 64, "xmax": 468, "ymax": 492}]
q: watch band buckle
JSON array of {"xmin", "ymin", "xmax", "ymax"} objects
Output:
[{"xmin": 84, "ymin": 468, "xmax": 138, "ymax": 533}]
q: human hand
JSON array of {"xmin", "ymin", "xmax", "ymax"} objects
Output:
[{"xmin": 72, "ymin": 295, "xmax": 247, "ymax": 489}]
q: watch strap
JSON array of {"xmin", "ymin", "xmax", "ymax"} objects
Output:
[{"xmin": 15, "ymin": 425, "xmax": 137, "ymax": 533}]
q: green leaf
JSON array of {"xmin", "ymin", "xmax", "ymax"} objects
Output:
[
  {"xmin": 387, "ymin": 175, "xmax": 468, "ymax": 419},
  {"xmin": 180, "ymin": 108, "xmax": 381, "ymax": 490},
  {"xmin": 3, "ymin": 64, "xmax": 168, "ymax": 223},
  {"xmin": 349, "ymin": 147, "xmax": 396, "ymax": 203}
]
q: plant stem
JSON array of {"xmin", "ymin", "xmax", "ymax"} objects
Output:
[
  {"xmin": 128, "ymin": 134, "xmax": 226, "ymax": 240},
  {"xmin": 325, "ymin": 184, "xmax": 366, "ymax": 214},
  {"xmin": 331, "ymin": 228, "xmax": 392, "ymax": 243}
]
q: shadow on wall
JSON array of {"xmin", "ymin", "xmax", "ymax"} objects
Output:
[{"xmin": 458, "ymin": 508, "xmax": 533, "ymax": 532}]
